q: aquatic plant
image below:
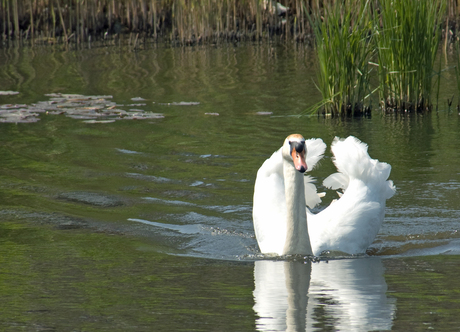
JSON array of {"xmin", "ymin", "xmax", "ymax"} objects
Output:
[
  {"xmin": 374, "ymin": 0, "xmax": 446, "ymax": 112},
  {"xmin": 308, "ymin": 0, "xmax": 374, "ymax": 116},
  {"xmin": 0, "ymin": 94, "xmax": 166, "ymax": 123}
]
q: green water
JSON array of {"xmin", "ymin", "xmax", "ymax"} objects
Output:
[{"xmin": 1, "ymin": 43, "xmax": 460, "ymax": 330}]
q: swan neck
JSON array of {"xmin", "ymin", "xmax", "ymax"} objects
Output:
[{"xmin": 282, "ymin": 159, "xmax": 312, "ymax": 255}]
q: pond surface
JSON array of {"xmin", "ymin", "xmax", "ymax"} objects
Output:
[{"xmin": 1, "ymin": 43, "xmax": 460, "ymax": 331}]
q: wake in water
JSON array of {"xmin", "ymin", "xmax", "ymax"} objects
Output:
[
  {"xmin": 129, "ymin": 197, "xmax": 257, "ymax": 260},
  {"xmin": 129, "ymin": 193, "xmax": 460, "ymax": 260}
]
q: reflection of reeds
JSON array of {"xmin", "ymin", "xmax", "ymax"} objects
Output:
[
  {"xmin": 375, "ymin": 0, "xmax": 445, "ymax": 112},
  {"xmin": 308, "ymin": 0, "xmax": 374, "ymax": 116}
]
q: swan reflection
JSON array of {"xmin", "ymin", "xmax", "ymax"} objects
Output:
[{"xmin": 253, "ymin": 257, "xmax": 395, "ymax": 331}]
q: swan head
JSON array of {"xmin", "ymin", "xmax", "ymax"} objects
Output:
[{"xmin": 283, "ymin": 134, "xmax": 308, "ymax": 173}]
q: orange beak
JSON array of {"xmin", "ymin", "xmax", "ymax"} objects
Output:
[{"xmin": 291, "ymin": 148, "xmax": 307, "ymax": 173}]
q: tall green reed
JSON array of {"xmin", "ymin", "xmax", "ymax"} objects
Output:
[
  {"xmin": 307, "ymin": 0, "xmax": 374, "ymax": 116},
  {"xmin": 374, "ymin": 0, "xmax": 446, "ymax": 112}
]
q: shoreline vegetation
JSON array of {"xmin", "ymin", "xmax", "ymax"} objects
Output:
[
  {"xmin": 1, "ymin": 0, "xmax": 322, "ymax": 46},
  {"xmin": 1, "ymin": 1, "xmax": 457, "ymax": 46},
  {"xmin": 0, "ymin": 0, "xmax": 457, "ymax": 115}
]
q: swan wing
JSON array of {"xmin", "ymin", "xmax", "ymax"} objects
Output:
[
  {"xmin": 323, "ymin": 172, "xmax": 349, "ymax": 191},
  {"xmin": 304, "ymin": 175, "xmax": 324, "ymax": 209},
  {"xmin": 253, "ymin": 148, "xmax": 287, "ymax": 255},
  {"xmin": 330, "ymin": 137, "xmax": 395, "ymax": 194},
  {"xmin": 308, "ymin": 194, "xmax": 383, "ymax": 255},
  {"xmin": 308, "ymin": 136, "xmax": 396, "ymax": 255},
  {"xmin": 304, "ymin": 138, "xmax": 327, "ymax": 209},
  {"xmin": 305, "ymin": 138, "xmax": 326, "ymax": 171}
]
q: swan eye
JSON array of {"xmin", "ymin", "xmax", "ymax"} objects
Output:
[{"xmin": 289, "ymin": 141, "xmax": 306, "ymax": 154}]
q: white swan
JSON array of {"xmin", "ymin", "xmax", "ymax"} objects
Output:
[{"xmin": 252, "ymin": 134, "xmax": 395, "ymax": 256}]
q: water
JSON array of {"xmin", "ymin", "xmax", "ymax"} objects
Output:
[{"xmin": 1, "ymin": 43, "xmax": 460, "ymax": 330}]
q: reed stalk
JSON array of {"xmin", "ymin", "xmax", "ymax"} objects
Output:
[
  {"xmin": 12, "ymin": 0, "xmax": 19, "ymax": 39},
  {"xmin": 51, "ymin": 1, "xmax": 56, "ymax": 41},
  {"xmin": 29, "ymin": 0, "xmax": 34, "ymax": 40},
  {"xmin": 76, "ymin": 0, "xmax": 79, "ymax": 43},
  {"xmin": 56, "ymin": 0, "xmax": 68, "ymax": 46},
  {"xmin": 2, "ymin": 0, "xmax": 6, "ymax": 39},
  {"xmin": 6, "ymin": 0, "xmax": 11, "ymax": 40},
  {"xmin": 455, "ymin": 41, "xmax": 460, "ymax": 109},
  {"xmin": 374, "ymin": 0, "xmax": 446, "ymax": 112}
]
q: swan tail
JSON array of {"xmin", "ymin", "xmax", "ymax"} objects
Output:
[{"xmin": 325, "ymin": 136, "xmax": 395, "ymax": 199}]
